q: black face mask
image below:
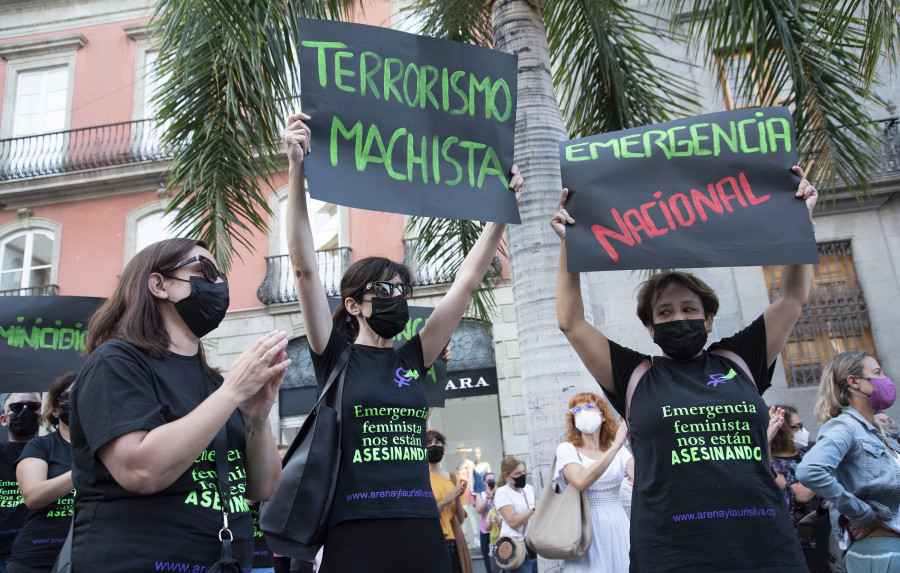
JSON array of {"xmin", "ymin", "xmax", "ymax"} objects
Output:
[
  {"xmin": 512, "ymin": 474, "xmax": 527, "ymax": 489},
  {"xmin": 652, "ymin": 319, "xmax": 708, "ymax": 360},
  {"xmin": 486, "ymin": 480, "xmax": 496, "ymax": 489},
  {"xmin": 427, "ymin": 445, "xmax": 444, "ymax": 464},
  {"xmin": 171, "ymin": 277, "xmax": 230, "ymax": 338},
  {"xmin": 58, "ymin": 403, "xmax": 70, "ymax": 427},
  {"xmin": 7, "ymin": 409, "xmax": 40, "ymax": 438},
  {"xmin": 364, "ymin": 296, "xmax": 409, "ymax": 339}
]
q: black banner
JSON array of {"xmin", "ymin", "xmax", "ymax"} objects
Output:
[
  {"xmin": 559, "ymin": 107, "xmax": 819, "ymax": 272},
  {"xmin": 0, "ymin": 296, "xmax": 103, "ymax": 392},
  {"xmin": 298, "ymin": 18, "xmax": 519, "ymax": 223}
]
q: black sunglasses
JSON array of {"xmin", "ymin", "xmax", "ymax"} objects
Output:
[
  {"xmin": 362, "ymin": 281, "xmax": 411, "ymax": 299},
  {"xmin": 58, "ymin": 391, "xmax": 70, "ymax": 405},
  {"xmin": 160, "ymin": 255, "xmax": 227, "ymax": 283},
  {"xmin": 8, "ymin": 401, "xmax": 41, "ymax": 414}
]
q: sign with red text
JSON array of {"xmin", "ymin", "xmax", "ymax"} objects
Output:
[
  {"xmin": 559, "ymin": 107, "xmax": 819, "ymax": 272},
  {"xmin": 298, "ymin": 18, "xmax": 519, "ymax": 223}
]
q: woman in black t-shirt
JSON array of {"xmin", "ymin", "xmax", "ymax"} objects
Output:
[
  {"xmin": 281, "ymin": 112, "xmax": 522, "ymax": 573},
  {"xmin": 550, "ymin": 169, "xmax": 818, "ymax": 572},
  {"xmin": 7, "ymin": 372, "xmax": 75, "ymax": 573},
  {"xmin": 69, "ymin": 238, "xmax": 290, "ymax": 573}
]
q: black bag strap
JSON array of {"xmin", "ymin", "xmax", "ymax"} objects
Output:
[
  {"xmin": 211, "ymin": 424, "xmax": 243, "ymax": 572},
  {"xmin": 315, "ymin": 345, "xmax": 352, "ymax": 413}
]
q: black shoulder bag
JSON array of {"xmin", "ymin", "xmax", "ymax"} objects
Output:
[{"xmin": 260, "ymin": 345, "xmax": 351, "ymax": 561}]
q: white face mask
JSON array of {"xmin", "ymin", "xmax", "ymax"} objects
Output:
[
  {"xmin": 575, "ymin": 410, "xmax": 603, "ymax": 435},
  {"xmin": 793, "ymin": 427, "xmax": 810, "ymax": 449}
]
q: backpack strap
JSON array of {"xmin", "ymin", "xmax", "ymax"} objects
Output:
[
  {"xmin": 624, "ymin": 358, "xmax": 653, "ymax": 437},
  {"xmin": 709, "ymin": 348, "xmax": 756, "ymax": 391},
  {"xmin": 623, "ymin": 348, "xmax": 757, "ymax": 437}
]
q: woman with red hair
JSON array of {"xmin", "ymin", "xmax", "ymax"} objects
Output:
[{"xmin": 554, "ymin": 392, "xmax": 632, "ymax": 572}]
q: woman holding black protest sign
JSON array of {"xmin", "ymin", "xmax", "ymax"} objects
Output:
[
  {"xmin": 68, "ymin": 238, "xmax": 288, "ymax": 572},
  {"xmin": 282, "ymin": 111, "xmax": 521, "ymax": 573},
  {"xmin": 550, "ymin": 167, "xmax": 817, "ymax": 572}
]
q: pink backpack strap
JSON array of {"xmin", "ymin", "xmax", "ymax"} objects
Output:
[
  {"xmin": 625, "ymin": 359, "xmax": 653, "ymax": 438},
  {"xmin": 709, "ymin": 348, "xmax": 757, "ymax": 391}
]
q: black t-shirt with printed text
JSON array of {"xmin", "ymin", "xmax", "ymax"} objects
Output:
[
  {"xmin": 9, "ymin": 432, "xmax": 73, "ymax": 569},
  {"xmin": 0, "ymin": 441, "xmax": 29, "ymax": 555},
  {"xmin": 310, "ymin": 327, "xmax": 439, "ymax": 526},
  {"xmin": 70, "ymin": 340, "xmax": 252, "ymax": 573},
  {"xmin": 605, "ymin": 315, "xmax": 805, "ymax": 573}
]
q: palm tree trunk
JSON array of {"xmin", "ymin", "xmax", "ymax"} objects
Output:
[{"xmin": 493, "ymin": 2, "xmax": 599, "ymax": 570}]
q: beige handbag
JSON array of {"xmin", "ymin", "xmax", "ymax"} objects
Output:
[{"xmin": 525, "ymin": 454, "xmax": 592, "ymax": 559}]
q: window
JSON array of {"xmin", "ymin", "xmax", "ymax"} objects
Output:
[
  {"xmin": 0, "ymin": 229, "xmax": 56, "ymax": 295},
  {"xmin": 391, "ymin": 0, "xmax": 426, "ymax": 34},
  {"xmin": 261, "ymin": 189, "xmax": 346, "ymax": 301},
  {"xmin": 719, "ymin": 52, "xmax": 792, "ymax": 110},
  {"xmin": 763, "ymin": 240, "xmax": 878, "ymax": 387},
  {"xmin": 0, "ymin": 34, "xmax": 83, "ymax": 176},
  {"xmin": 125, "ymin": 201, "xmax": 179, "ymax": 261}
]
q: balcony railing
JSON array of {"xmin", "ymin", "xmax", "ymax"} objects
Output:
[
  {"xmin": 403, "ymin": 238, "xmax": 458, "ymax": 286},
  {"xmin": 257, "ymin": 248, "xmax": 350, "ymax": 305},
  {"xmin": 0, "ymin": 284, "xmax": 58, "ymax": 296},
  {"xmin": 0, "ymin": 120, "xmax": 173, "ymax": 180}
]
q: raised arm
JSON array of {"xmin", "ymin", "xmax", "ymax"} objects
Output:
[
  {"xmin": 283, "ymin": 112, "xmax": 333, "ymax": 354},
  {"xmin": 762, "ymin": 166, "xmax": 817, "ymax": 365},
  {"xmin": 552, "ymin": 188, "xmax": 615, "ymax": 395},
  {"xmin": 562, "ymin": 423, "xmax": 628, "ymax": 491},
  {"xmin": 419, "ymin": 167, "xmax": 523, "ymax": 366}
]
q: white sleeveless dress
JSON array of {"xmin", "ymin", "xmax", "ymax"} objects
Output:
[{"xmin": 554, "ymin": 441, "xmax": 631, "ymax": 573}]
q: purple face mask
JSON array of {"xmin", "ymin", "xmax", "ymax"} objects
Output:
[{"xmin": 860, "ymin": 376, "xmax": 896, "ymax": 411}]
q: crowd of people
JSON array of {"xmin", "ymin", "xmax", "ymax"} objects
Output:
[{"xmin": 0, "ymin": 112, "xmax": 896, "ymax": 573}]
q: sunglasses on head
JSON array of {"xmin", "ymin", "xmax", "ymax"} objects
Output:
[
  {"xmin": 8, "ymin": 402, "xmax": 41, "ymax": 414},
  {"xmin": 160, "ymin": 255, "xmax": 227, "ymax": 283},
  {"xmin": 570, "ymin": 403, "xmax": 598, "ymax": 416},
  {"xmin": 362, "ymin": 281, "xmax": 411, "ymax": 299}
]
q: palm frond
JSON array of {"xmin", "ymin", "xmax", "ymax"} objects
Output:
[
  {"xmin": 405, "ymin": 0, "xmax": 493, "ymax": 46},
  {"xmin": 151, "ymin": 0, "xmax": 358, "ymax": 269},
  {"xmin": 669, "ymin": 0, "xmax": 883, "ymax": 196},
  {"xmin": 546, "ymin": 0, "xmax": 700, "ymax": 137}
]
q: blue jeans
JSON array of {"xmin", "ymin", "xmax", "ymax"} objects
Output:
[{"xmin": 506, "ymin": 555, "xmax": 535, "ymax": 573}]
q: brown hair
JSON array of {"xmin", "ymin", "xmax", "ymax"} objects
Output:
[
  {"xmin": 815, "ymin": 351, "xmax": 872, "ymax": 423},
  {"xmin": 84, "ymin": 238, "xmax": 219, "ymax": 379},
  {"xmin": 499, "ymin": 456, "xmax": 525, "ymax": 486},
  {"xmin": 332, "ymin": 256, "xmax": 413, "ymax": 342},
  {"xmin": 770, "ymin": 404, "xmax": 799, "ymax": 453},
  {"xmin": 44, "ymin": 371, "xmax": 77, "ymax": 430},
  {"xmin": 635, "ymin": 271, "xmax": 719, "ymax": 326},
  {"xmin": 426, "ymin": 429, "xmax": 446, "ymax": 446},
  {"xmin": 564, "ymin": 392, "xmax": 617, "ymax": 449}
]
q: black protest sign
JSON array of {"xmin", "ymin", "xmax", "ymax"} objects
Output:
[
  {"xmin": 559, "ymin": 107, "xmax": 819, "ymax": 272},
  {"xmin": 0, "ymin": 296, "xmax": 103, "ymax": 393},
  {"xmin": 297, "ymin": 18, "xmax": 519, "ymax": 223}
]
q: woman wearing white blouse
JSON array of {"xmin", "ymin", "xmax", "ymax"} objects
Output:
[
  {"xmin": 493, "ymin": 457, "xmax": 536, "ymax": 573},
  {"xmin": 555, "ymin": 392, "xmax": 633, "ymax": 572}
]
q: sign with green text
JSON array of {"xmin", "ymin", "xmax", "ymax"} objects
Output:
[
  {"xmin": 0, "ymin": 296, "xmax": 103, "ymax": 392},
  {"xmin": 559, "ymin": 107, "xmax": 819, "ymax": 272},
  {"xmin": 298, "ymin": 18, "xmax": 520, "ymax": 223}
]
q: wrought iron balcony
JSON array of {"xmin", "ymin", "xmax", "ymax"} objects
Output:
[
  {"xmin": 867, "ymin": 117, "xmax": 900, "ymax": 177},
  {"xmin": 0, "ymin": 284, "xmax": 58, "ymax": 296},
  {"xmin": 403, "ymin": 238, "xmax": 503, "ymax": 287},
  {"xmin": 257, "ymin": 248, "xmax": 350, "ymax": 305},
  {"xmin": 0, "ymin": 119, "xmax": 172, "ymax": 180}
]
